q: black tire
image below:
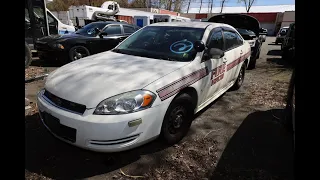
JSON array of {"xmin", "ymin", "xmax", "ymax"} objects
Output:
[
  {"xmin": 247, "ymin": 57, "xmax": 256, "ymax": 70},
  {"xmin": 68, "ymin": 46, "xmax": 90, "ymax": 62},
  {"xmin": 160, "ymin": 93, "xmax": 194, "ymax": 145},
  {"xmin": 230, "ymin": 63, "xmax": 246, "ymax": 91},
  {"xmin": 25, "ymin": 42, "xmax": 32, "ymax": 68}
]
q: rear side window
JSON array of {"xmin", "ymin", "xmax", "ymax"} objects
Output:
[
  {"xmin": 102, "ymin": 25, "xmax": 121, "ymax": 35},
  {"xmin": 207, "ymin": 31, "xmax": 224, "ymax": 50},
  {"xmin": 223, "ymin": 31, "xmax": 239, "ymax": 51},
  {"xmin": 123, "ymin": 25, "xmax": 135, "ymax": 34}
]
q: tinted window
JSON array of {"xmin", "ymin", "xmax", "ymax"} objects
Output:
[
  {"xmin": 123, "ymin": 26, "xmax": 135, "ymax": 34},
  {"xmin": 235, "ymin": 33, "xmax": 243, "ymax": 45},
  {"xmin": 207, "ymin": 31, "xmax": 224, "ymax": 50},
  {"xmin": 103, "ymin": 25, "xmax": 121, "ymax": 35},
  {"xmin": 75, "ymin": 23, "xmax": 107, "ymax": 37},
  {"xmin": 223, "ymin": 31, "xmax": 239, "ymax": 50}
]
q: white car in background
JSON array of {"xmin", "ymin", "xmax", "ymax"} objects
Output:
[{"xmin": 37, "ymin": 22, "xmax": 251, "ymax": 152}]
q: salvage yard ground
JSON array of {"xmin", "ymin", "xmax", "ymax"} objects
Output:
[{"xmin": 25, "ymin": 37, "xmax": 294, "ymax": 180}]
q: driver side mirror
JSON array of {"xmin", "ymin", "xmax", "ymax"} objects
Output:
[
  {"xmin": 194, "ymin": 40, "xmax": 205, "ymax": 52},
  {"xmin": 99, "ymin": 32, "xmax": 108, "ymax": 38},
  {"xmin": 209, "ymin": 48, "xmax": 225, "ymax": 59}
]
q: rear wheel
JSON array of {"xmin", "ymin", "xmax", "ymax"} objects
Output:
[
  {"xmin": 25, "ymin": 42, "xmax": 32, "ymax": 68},
  {"xmin": 161, "ymin": 93, "xmax": 194, "ymax": 145},
  {"xmin": 230, "ymin": 63, "xmax": 246, "ymax": 91},
  {"xmin": 69, "ymin": 46, "xmax": 90, "ymax": 62}
]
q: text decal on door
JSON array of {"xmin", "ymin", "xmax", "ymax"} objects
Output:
[{"xmin": 211, "ymin": 63, "xmax": 226, "ymax": 86}]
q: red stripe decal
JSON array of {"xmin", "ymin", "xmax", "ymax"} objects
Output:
[{"xmin": 156, "ymin": 68, "xmax": 208, "ymax": 101}]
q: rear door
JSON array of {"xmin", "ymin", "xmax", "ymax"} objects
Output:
[{"xmin": 221, "ymin": 28, "xmax": 244, "ymax": 86}]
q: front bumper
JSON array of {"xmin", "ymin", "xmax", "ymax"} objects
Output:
[
  {"xmin": 37, "ymin": 90, "xmax": 168, "ymax": 152},
  {"xmin": 35, "ymin": 42, "xmax": 67, "ymax": 60}
]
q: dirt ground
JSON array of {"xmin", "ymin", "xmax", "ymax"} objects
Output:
[{"xmin": 25, "ymin": 37, "xmax": 294, "ymax": 180}]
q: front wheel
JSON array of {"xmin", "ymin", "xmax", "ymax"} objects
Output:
[
  {"xmin": 160, "ymin": 93, "xmax": 194, "ymax": 145},
  {"xmin": 68, "ymin": 46, "xmax": 90, "ymax": 62}
]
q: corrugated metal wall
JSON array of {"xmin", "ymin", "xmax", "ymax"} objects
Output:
[{"xmin": 116, "ymin": 15, "xmax": 133, "ymax": 24}]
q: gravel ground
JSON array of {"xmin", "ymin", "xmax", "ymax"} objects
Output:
[{"xmin": 25, "ymin": 37, "xmax": 294, "ymax": 180}]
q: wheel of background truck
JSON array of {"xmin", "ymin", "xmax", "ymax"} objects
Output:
[
  {"xmin": 69, "ymin": 46, "xmax": 90, "ymax": 62},
  {"xmin": 25, "ymin": 42, "xmax": 32, "ymax": 68},
  {"xmin": 247, "ymin": 57, "xmax": 256, "ymax": 70},
  {"xmin": 230, "ymin": 63, "xmax": 246, "ymax": 91},
  {"xmin": 160, "ymin": 93, "xmax": 194, "ymax": 145}
]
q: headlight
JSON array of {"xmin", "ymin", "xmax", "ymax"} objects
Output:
[
  {"xmin": 51, "ymin": 43, "xmax": 64, "ymax": 49},
  {"xmin": 93, "ymin": 90, "xmax": 157, "ymax": 115}
]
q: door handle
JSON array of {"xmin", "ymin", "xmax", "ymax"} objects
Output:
[
  {"xmin": 223, "ymin": 57, "xmax": 227, "ymax": 63},
  {"xmin": 240, "ymin": 50, "xmax": 243, "ymax": 54}
]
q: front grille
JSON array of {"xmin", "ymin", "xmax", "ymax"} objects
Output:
[
  {"xmin": 40, "ymin": 111, "xmax": 77, "ymax": 143},
  {"xmin": 35, "ymin": 42, "xmax": 51, "ymax": 51},
  {"xmin": 43, "ymin": 90, "xmax": 86, "ymax": 115},
  {"xmin": 89, "ymin": 134, "xmax": 140, "ymax": 146}
]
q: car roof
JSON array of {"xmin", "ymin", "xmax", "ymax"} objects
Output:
[{"xmin": 149, "ymin": 22, "xmax": 234, "ymax": 29}]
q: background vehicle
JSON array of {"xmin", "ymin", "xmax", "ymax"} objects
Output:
[
  {"xmin": 275, "ymin": 26, "xmax": 289, "ymax": 44},
  {"xmin": 35, "ymin": 21, "xmax": 139, "ymax": 62},
  {"xmin": 25, "ymin": 0, "xmax": 75, "ymax": 68},
  {"xmin": 261, "ymin": 28, "xmax": 267, "ymax": 42},
  {"xmin": 68, "ymin": 1, "xmax": 120, "ymax": 27},
  {"xmin": 281, "ymin": 23, "xmax": 295, "ymax": 63},
  {"xmin": 208, "ymin": 14, "xmax": 265, "ymax": 69}
]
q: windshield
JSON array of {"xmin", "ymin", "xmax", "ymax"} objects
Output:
[
  {"xmin": 75, "ymin": 23, "xmax": 107, "ymax": 37},
  {"xmin": 113, "ymin": 26, "xmax": 205, "ymax": 62},
  {"xmin": 236, "ymin": 28, "xmax": 255, "ymax": 36}
]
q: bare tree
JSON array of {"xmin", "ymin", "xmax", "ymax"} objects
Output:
[
  {"xmin": 210, "ymin": 0, "xmax": 214, "ymax": 15},
  {"xmin": 238, "ymin": 0, "xmax": 256, "ymax": 13},
  {"xmin": 186, "ymin": 0, "xmax": 191, "ymax": 13},
  {"xmin": 220, "ymin": 0, "xmax": 227, "ymax": 13},
  {"xmin": 199, "ymin": 0, "xmax": 203, "ymax": 13}
]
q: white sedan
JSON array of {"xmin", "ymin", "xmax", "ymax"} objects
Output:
[{"xmin": 37, "ymin": 22, "xmax": 251, "ymax": 152}]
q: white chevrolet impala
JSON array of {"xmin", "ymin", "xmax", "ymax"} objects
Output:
[{"xmin": 37, "ymin": 22, "xmax": 251, "ymax": 152}]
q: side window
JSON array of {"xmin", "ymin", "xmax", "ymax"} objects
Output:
[
  {"xmin": 102, "ymin": 25, "xmax": 121, "ymax": 35},
  {"xmin": 207, "ymin": 31, "xmax": 224, "ymax": 50},
  {"xmin": 47, "ymin": 13, "xmax": 57, "ymax": 25},
  {"xmin": 223, "ymin": 31, "xmax": 239, "ymax": 51},
  {"xmin": 123, "ymin": 26, "xmax": 135, "ymax": 34}
]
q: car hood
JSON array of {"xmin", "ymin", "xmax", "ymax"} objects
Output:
[
  {"xmin": 208, "ymin": 14, "xmax": 261, "ymax": 36},
  {"xmin": 36, "ymin": 33, "xmax": 84, "ymax": 43},
  {"xmin": 44, "ymin": 51, "xmax": 189, "ymax": 108}
]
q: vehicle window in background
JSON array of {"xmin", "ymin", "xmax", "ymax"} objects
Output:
[
  {"xmin": 75, "ymin": 23, "xmax": 107, "ymax": 37},
  {"xmin": 123, "ymin": 25, "xmax": 135, "ymax": 34},
  {"xmin": 223, "ymin": 31, "xmax": 239, "ymax": 50},
  {"xmin": 207, "ymin": 31, "xmax": 224, "ymax": 50},
  {"xmin": 102, "ymin": 25, "xmax": 121, "ymax": 35},
  {"xmin": 113, "ymin": 26, "xmax": 205, "ymax": 62}
]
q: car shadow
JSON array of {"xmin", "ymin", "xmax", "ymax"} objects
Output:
[
  {"xmin": 30, "ymin": 57, "xmax": 63, "ymax": 67},
  {"xmin": 267, "ymin": 50, "xmax": 282, "ymax": 56},
  {"xmin": 208, "ymin": 109, "xmax": 294, "ymax": 180},
  {"xmin": 25, "ymin": 112, "xmax": 188, "ymax": 179},
  {"xmin": 266, "ymin": 57, "xmax": 293, "ymax": 68}
]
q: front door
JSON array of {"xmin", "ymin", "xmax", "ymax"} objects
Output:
[
  {"xmin": 99, "ymin": 24, "xmax": 127, "ymax": 52},
  {"xmin": 203, "ymin": 28, "xmax": 228, "ymax": 100}
]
